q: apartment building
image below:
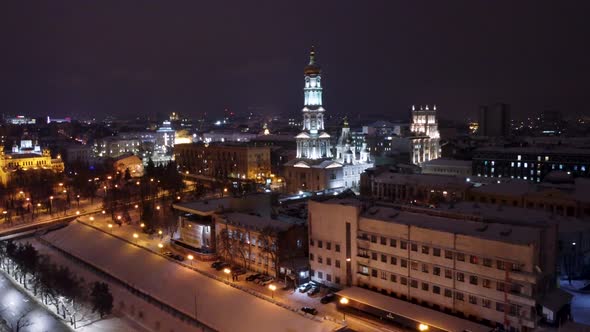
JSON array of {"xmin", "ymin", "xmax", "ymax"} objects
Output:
[{"xmin": 308, "ymin": 198, "xmax": 565, "ymax": 331}]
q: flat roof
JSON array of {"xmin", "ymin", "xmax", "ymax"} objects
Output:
[
  {"xmin": 337, "ymin": 287, "xmax": 491, "ymax": 332},
  {"xmin": 421, "ymin": 158, "xmax": 472, "ymax": 167},
  {"xmin": 221, "ymin": 212, "xmax": 293, "ymax": 232},
  {"xmin": 173, "ymin": 197, "xmax": 231, "ymax": 215},
  {"xmin": 475, "ymin": 146, "xmax": 590, "ymax": 155},
  {"xmin": 372, "ymin": 172, "xmax": 472, "ymax": 189},
  {"xmin": 362, "ymin": 204, "xmax": 544, "ymax": 246}
]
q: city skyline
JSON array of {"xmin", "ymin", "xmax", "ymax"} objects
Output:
[{"xmin": 2, "ymin": 1, "xmax": 590, "ymax": 121}]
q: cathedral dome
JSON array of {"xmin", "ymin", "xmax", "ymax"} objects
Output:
[{"xmin": 304, "ymin": 47, "xmax": 321, "ymax": 75}]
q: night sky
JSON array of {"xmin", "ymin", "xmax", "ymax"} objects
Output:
[{"xmin": 2, "ymin": 1, "xmax": 589, "ymax": 122}]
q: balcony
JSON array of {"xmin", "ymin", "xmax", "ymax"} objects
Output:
[{"xmin": 357, "ymin": 237, "xmax": 370, "ymax": 247}]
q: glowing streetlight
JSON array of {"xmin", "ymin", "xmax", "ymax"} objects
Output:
[
  {"xmin": 418, "ymin": 324, "xmax": 429, "ymax": 331},
  {"xmin": 177, "ymin": 196, "xmax": 181, "ymax": 200},
  {"xmin": 117, "ymin": 215, "xmax": 122, "ymax": 221},
  {"xmin": 89, "ymin": 216, "xmax": 94, "ymax": 222},
  {"xmin": 156, "ymin": 206, "xmax": 161, "ymax": 210},
  {"xmin": 158, "ymin": 229, "xmax": 163, "ymax": 235},
  {"xmin": 223, "ymin": 268, "xmax": 231, "ymax": 281},
  {"xmin": 107, "ymin": 224, "xmax": 113, "ymax": 233},
  {"xmin": 102, "ymin": 210, "xmax": 106, "ymax": 214},
  {"xmin": 187, "ymin": 254, "xmax": 194, "ymax": 266},
  {"xmin": 58, "ymin": 183, "xmax": 63, "ymax": 187},
  {"xmin": 157, "ymin": 243, "xmax": 163, "ymax": 249},
  {"xmin": 134, "ymin": 204, "xmax": 139, "ymax": 209},
  {"xmin": 140, "ymin": 223, "xmax": 145, "ymax": 228},
  {"xmin": 76, "ymin": 210, "xmax": 80, "ymax": 215},
  {"xmin": 133, "ymin": 233, "xmax": 139, "ymax": 243},
  {"xmin": 268, "ymin": 284, "xmax": 277, "ymax": 299},
  {"xmin": 346, "ymin": 258, "xmax": 351, "ymax": 262},
  {"xmin": 136, "ymin": 181, "xmax": 140, "ymax": 185},
  {"xmin": 340, "ymin": 297, "xmax": 349, "ymax": 320}
]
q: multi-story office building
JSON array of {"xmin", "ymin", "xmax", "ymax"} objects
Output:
[
  {"xmin": 360, "ymin": 169, "xmax": 472, "ymax": 203},
  {"xmin": 409, "ymin": 104, "xmax": 441, "ymax": 165},
  {"xmin": 473, "ymin": 147, "xmax": 590, "ymax": 182},
  {"xmin": 479, "ymin": 103, "xmax": 511, "ymax": 137},
  {"xmin": 421, "ymin": 158, "xmax": 472, "ymax": 177},
  {"xmin": 174, "ymin": 143, "xmax": 271, "ymax": 181},
  {"xmin": 308, "ymin": 198, "xmax": 565, "ymax": 331}
]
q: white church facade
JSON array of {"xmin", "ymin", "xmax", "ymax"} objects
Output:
[{"xmin": 284, "ymin": 48, "xmax": 373, "ymax": 193}]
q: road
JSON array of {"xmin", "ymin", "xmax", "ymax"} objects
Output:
[
  {"xmin": 78, "ymin": 212, "xmax": 405, "ymax": 332},
  {"xmin": 0, "ymin": 272, "xmax": 70, "ymax": 332}
]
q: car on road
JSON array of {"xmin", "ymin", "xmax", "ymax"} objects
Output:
[
  {"xmin": 215, "ymin": 262, "xmax": 230, "ymax": 271},
  {"xmin": 211, "ymin": 261, "xmax": 225, "ymax": 269},
  {"xmin": 246, "ymin": 273, "xmax": 262, "ymax": 282},
  {"xmin": 320, "ymin": 293, "xmax": 336, "ymax": 304},
  {"xmin": 301, "ymin": 307, "xmax": 318, "ymax": 315},
  {"xmin": 307, "ymin": 285, "xmax": 320, "ymax": 297},
  {"xmin": 298, "ymin": 282, "xmax": 313, "ymax": 293},
  {"xmin": 172, "ymin": 254, "xmax": 185, "ymax": 261}
]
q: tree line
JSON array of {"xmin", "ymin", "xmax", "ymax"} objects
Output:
[{"xmin": 0, "ymin": 241, "xmax": 113, "ymax": 329}]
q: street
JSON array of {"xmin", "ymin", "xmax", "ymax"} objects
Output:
[{"xmin": 0, "ymin": 272, "xmax": 70, "ymax": 332}]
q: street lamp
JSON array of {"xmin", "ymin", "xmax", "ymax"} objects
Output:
[
  {"xmin": 133, "ymin": 233, "xmax": 139, "ymax": 243},
  {"xmin": 102, "ymin": 210, "xmax": 106, "ymax": 214},
  {"xmin": 187, "ymin": 254, "xmax": 194, "ymax": 266},
  {"xmin": 223, "ymin": 268, "xmax": 231, "ymax": 281},
  {"xmin": 140, "ymin": 223, "xmax": 145, "ymax": 228},
  {"xmin": 76, "ymin": 210, "xmax": 80, "ymax": 215},
  {"xmin": 268, "ymin": 284, "xmax": 277, "ymax": 299},
  {"xmin": 156, "ymin": 205, "xmax": 161, "ymax": 210},
  {"xmin": 339, "ymin": 297, "xmax": 349, "ymax": 321},
  {"xmin": 157, "ymin": 243, "xmax": 163, "ymax": 249},
  {"xmin": 107, "ymin": 224, "xmax": 113, "ymax": 233},
  {"xmin": 418, "ymin": 324, "xmax": 429, "ymax": 331},
  {"xmin": 134, "ymin": 204, "xmax": 139, "ymax": 209}
]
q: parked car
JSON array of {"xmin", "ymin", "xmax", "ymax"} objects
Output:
[
  {"xmin": 163, "ymin": 251, "xmax": 173, "ymax": 257},
  {"xmin": 256, "ymin": 276, "xmax": 274, "ymax": 285},
  {"xmin": 307, "ymin": 285, "xmax": 320, "ymax": 297},
  {"xmin": 246, "ymin": 273, "xmax": 262, "ymax": 282},
  {"xmin": 301, "ymin": 307, "xmax": 318, "ymax": 315},
  {"xmin": 320, "ymin": 293, "xmax": 336, "ymax": 304},
  {"xmin": 255, "ymin": 275, "xmax": 272, "ymax": 284},
  {"xmin": 215, "ymin": 262, "xmax": 230, "ymax": 271},
  {"xmin": 172, "ymin": 254, "xmax": 185, "ymax": 261},
  {"xmin": 211, "ymin": 261, "xmax": 225, "ymax": 269},
  {"xmin": 233, "ymin": 267, "xmax": 247, "ymax": 276},
  {"xmin": 298, "ymin": 283, "xmax": 313, "ymax": 293}
]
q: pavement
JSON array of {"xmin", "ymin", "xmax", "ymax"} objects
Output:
[
  {"xmin": 560, "ymin": 279, "xmax": 590, "ymax": 326},
  {"xmin": 0, "ymin": 270, "xmax": 70, "ymax": 332},
  {"xmin": 78, "ymin": 211, "xmax": 405, "ymax": 332}
]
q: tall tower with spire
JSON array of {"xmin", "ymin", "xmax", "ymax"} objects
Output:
[{"xmin": 295, "ymin": 47, "xmax": 332, "ymax": 159}]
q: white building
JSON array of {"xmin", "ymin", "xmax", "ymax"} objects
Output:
[
  {"xmin": 410, "ymin": 105, "xmax": 441, "ymax": 165},
  {"xmin": 308, "ymin": 197, "xmax": 566, "ymax": 331},
  {"xmin": 421, "ymin": 158, "xmax": 472, "ymax": 177},
  {"xmin": 284, "ymin": 48, "xmax": 372, "ymax": 193}
]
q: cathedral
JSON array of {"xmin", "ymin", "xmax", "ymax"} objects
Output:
[{"xmin": 284, "ymin": 48, "xmax": 373, "ymax": 194}]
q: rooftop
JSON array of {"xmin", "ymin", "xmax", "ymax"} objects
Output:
[
  {"xmin": 421, "ymin": 158, "xmax": 472, "ymax": 167},
  {"xmin": 373, "ymin": 171, "xmax": 472, "ymax": 189},
  {"xmin": 362, "ymin": 204, "xmax": 545, "ymax": 246},
  {"xmin": 221, "ymin": 212, "xmax": 294, "ymax": 232},
  {"xmin": 475, "ymin": 146, "xmax": 590, "ymax": 155}
]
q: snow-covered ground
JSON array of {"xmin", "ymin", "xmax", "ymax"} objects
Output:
[{"xmin": 41, "ymin": 221, "xmax": 342, "ymax": 332}]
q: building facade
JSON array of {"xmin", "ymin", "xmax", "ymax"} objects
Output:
[
  {"xmin": 472, "ymin": 147, "xmax": 590, "ymax": 182},
  {"xmin": 284, "ymin": 48, "xmax": 372, "ymax": 193},
  {"xmin": 409, "ymin": 105, "xmax": 441, "ymax": 165},
  {"xmin": 308, "ymin": 198, "xmax": 561, "ymax": 331},
  {"xmin": 479, "ymin": 103, "xmax": 511, "ymax": 137},
  {"xmin": 174, "ymin": 143, "xmax": 271, "ymax": 181}
]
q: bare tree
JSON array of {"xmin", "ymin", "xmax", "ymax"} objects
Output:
[
  {"xmin": 0, "ymin": 306, "xmax": 34, "ymax": 332},
  {"xmin": 216, "ymin": 228, "xmax": 233, "ymax": 262},
  {"xmin": 230, "ymin": 230, "xmax": 251, "ymax": 269},
  {"xmin": 259, "ymin": 226, "xmax": 279, "ymax": 276}
]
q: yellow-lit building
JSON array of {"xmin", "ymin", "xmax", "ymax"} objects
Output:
[{"xmin": 0, "ymin": 148, "xmax": 65, "ymax": 186}]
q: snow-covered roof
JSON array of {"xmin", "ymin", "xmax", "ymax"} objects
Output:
[
  {"xmin": 173, "ymin": 198, "xmax": 232, "ymax": 215},
  {"xmin": 373, "ymin": 172, "xmax": 472, "ymax": 189},
  {"xmin": 221, "ymin": 212, "xmax": 293, "ymax": 232},
  {"xmin": 470, "ymin": 181, "xmax": 533, "ymax": 196},
  {"xmin": 475, "ymin": 146, "xmax": 590, "ymax": 155},
  {"xmin": 362, "ymin": 204, "xmax": 548, "ymax": 246},
  {"xmin": 42, "ymin": 223, "xmax": 341, "ymax": 332},
  {"xmin": 421, "ymin": 158, "xmax": 472, "ymax": 168},
  {"xmin": 337, "ymin": 287, "xmax": 490, "ymax": 332}
]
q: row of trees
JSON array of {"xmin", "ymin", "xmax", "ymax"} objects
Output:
[
  {"xmin": 216, "ymin": 225, "xmax": 279, "ymax": 277},
  {"xmin": 0, "ymin": 241, "xmax": 113, "ymax": 329}
]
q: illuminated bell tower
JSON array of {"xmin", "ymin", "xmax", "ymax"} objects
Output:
[{"xmin": 296, "ymin": 47, "xmax": 332, "ymax": 159}]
